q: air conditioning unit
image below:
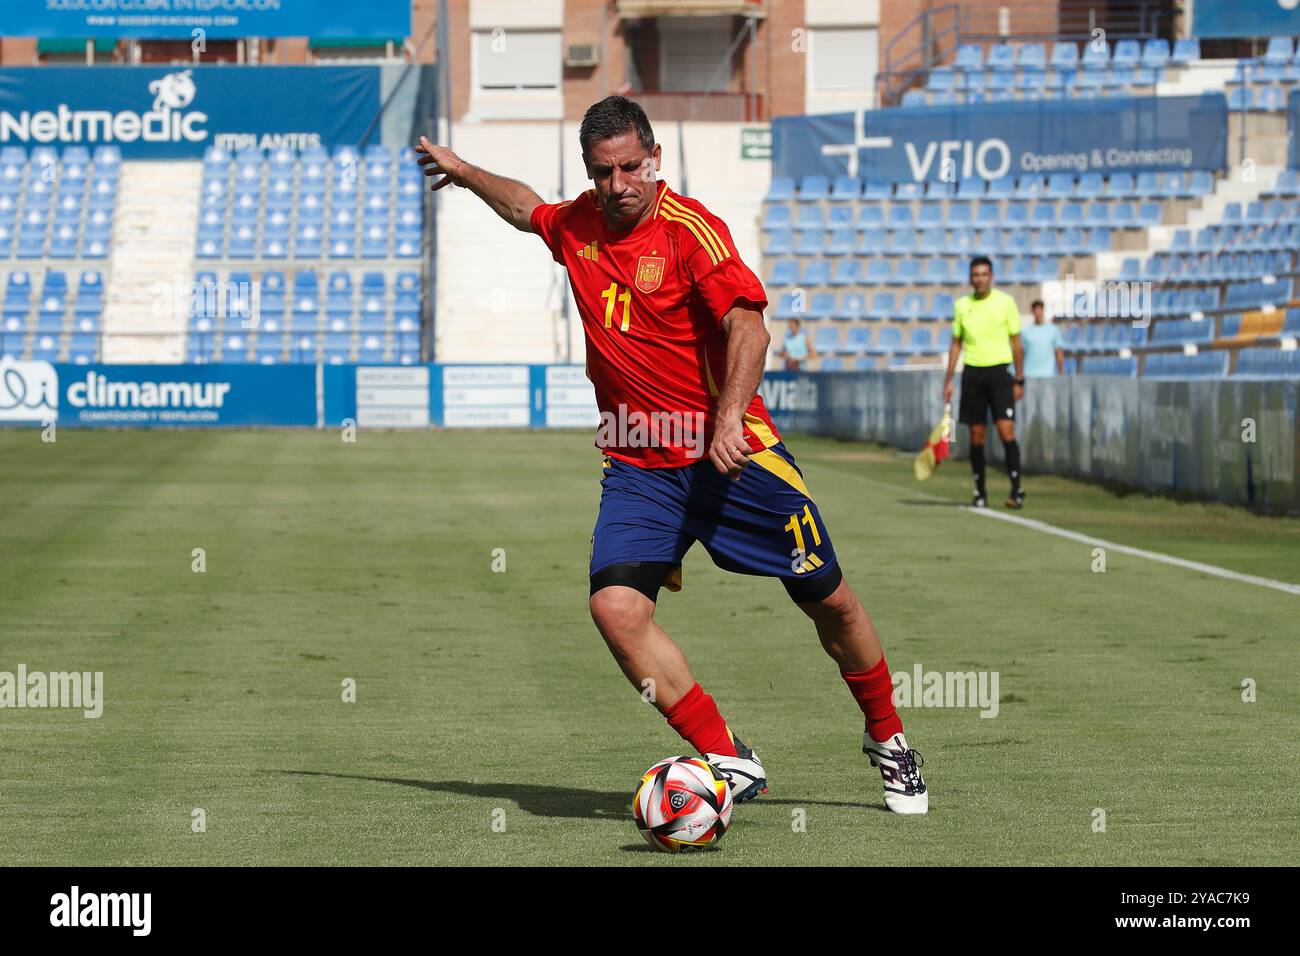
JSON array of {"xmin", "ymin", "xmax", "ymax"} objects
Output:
[{"xmin": 565, "ymin": 43, "xmax": 598, "ymax": 67}]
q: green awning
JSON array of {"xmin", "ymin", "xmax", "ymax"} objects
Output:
[
  {"xmin": 38, "ymin": 38, "xmax": 117, "ymax": 54},
  {"xmin": 310, "ymin": 37, "xmax": 400, "ymax": 49}
]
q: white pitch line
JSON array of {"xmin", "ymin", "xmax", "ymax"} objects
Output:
[{"xmin": 967, "ymin": 507, "xmax": 1300, "ymax": 597}]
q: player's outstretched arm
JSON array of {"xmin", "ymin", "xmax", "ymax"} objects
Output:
[{"xmin": 414, "ymin": 136, "xmax": 543, "ymax": 232}]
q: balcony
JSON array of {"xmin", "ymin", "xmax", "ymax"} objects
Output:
[
  {"xmin": 616, "ymin": 0, "xmax": 764, "ymax": 17},
  {"xmin": 633, "ymin": 91, "xmax": 764, "ymax": 122}
]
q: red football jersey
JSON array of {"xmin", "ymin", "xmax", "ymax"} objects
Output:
[{"xmin": 530, "ymin": 180, "xmax": 781, "ymax": 468}]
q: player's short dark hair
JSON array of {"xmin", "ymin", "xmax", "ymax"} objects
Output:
[
  {"xmin": 579, "ymin": 96, "xmax": 655, "ymax": 157},
  {"xmin": 1031, "ymin": 299, "xmax": 1045, "ymax": 310},
  {"xmin": 970, "ymin": 256, "xmax": 993, "ymax": 273}
]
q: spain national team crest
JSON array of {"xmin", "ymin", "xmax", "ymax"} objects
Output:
[{"xmin": 635, "ymin": 255, "xmax": 666, "ymax": 294}]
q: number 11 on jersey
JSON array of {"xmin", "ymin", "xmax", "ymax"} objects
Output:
[{"xmin": 601, "ymin": 282, "xmax": 631, "ymax": 331}]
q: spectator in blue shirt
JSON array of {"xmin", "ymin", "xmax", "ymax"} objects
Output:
[
  {"xmin": 778, "ymin": 318, "xmax": 813, "ymax": 371},
  {"xmin": 1020, "ymin": 300, "xmax": 1063, "ymax": 377}
]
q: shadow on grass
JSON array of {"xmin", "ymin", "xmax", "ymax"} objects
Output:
[
  {"xmin": 279, "ymin": 770, "xmax": 879, "ymax": 820},
  {"xmin": 897, "ymin": 499, "xmax": 965, "ymax": 507}
]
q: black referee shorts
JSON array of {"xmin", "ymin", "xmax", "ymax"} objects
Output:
[{"xmin": 959, "ymin": 363, "xmax": 1016, "ymax": 426}]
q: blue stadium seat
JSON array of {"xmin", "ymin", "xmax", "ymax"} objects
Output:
[
  {"xmin": 861, "ymin": 180, "xmax": 891, "ymax": 201},
  {"xmin": 761, "ymin": 205, "xmax": 792, "ymax": 230},
  {"xmin": 796, "ymin": 175, "xmax": 829, "ymax": 201},
  {"xmin": 1142, "ymin": 39, "xmax": 1170, "ymax": 69},
  {"xmin": 769, "ymin": 259, "xmax": 798, "ymax": 286},
  {"xmin": 892, "ymin": 258, "xmax": 921, "ymax": 286},
  {"xmin": 955, "ymin": 44, "xmax": 983, "ymax": 70},
  {"xmin": 1171, "ymin": 38, "xmax": 1199, "ymax": 64},
  {"xmin": 794, "ymin": 230, "xmax": 826, "ymax": 256},
  {"xmin": 765, "ymin": 177, "xmax": 795, "ymax": 203},
  {"xmin": 812, "ymin": 326, "xmax": 840, "ymax": 355},
  {"xmin": 867, "ymin": 291, "xmax": 896, "ymax": 320},
  {"xmin": 927, "ymin": 67, "xmax": 955, "ymax": 92},
  {"xmin": 872, "ymin": 327, "xmax": 904, "ymax": 356},
  {"xmin": 842, "ymin": 326, "xmax": 872, "ymax": 355},
  {"xmin": 906, "ymin": 327, "xmax": 934, "ymax": 355},
  {"xmin": 889, "ymin": 227, "xmax": 917, "ymax": 255},
  {"xmin": 764, "ymin": 229, "xmax": 794, "ymax": 256},
  {"xmin": 1264, "ymin": 36, "xmax": 1294, "ymax": 66},
  {"xmin": 801, "ymin": 259, "xmax": 831, "ymax": 286},
  {"xmin": 1228, "ymin": 87, "xmax": 1256, "ymax": 111},
  {"xmin": 987, "ymin": 43, "xmax": 1015, "ymax": 70},
  {"xmin": 830, "ymin": 176, "xmax": 861, "ymax": 201},
  {"xmin": 836, "ymin": 292, "xmax": 866, "ymax": 321},
  {"xmin": 824, "ymin": 258, "xmax": 856, "ymax": 287}
]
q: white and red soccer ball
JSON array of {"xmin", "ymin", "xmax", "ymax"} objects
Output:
[{"xmin": 632, "ymin": 756, "xmax": 733, "ymax": 852}]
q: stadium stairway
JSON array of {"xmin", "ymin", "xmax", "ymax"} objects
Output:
[
  {"xmin": 101, "ymin": 161, "xmax": 202, "ymax": 362},
  {"xmin": 1154, "ymin": 60, "xmax": 1238, "ymax": 97},
  {"xmin": 1096, "ymin": 170, "xmax": 1276, "ymax": 273}
]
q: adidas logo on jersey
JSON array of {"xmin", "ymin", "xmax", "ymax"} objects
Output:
[{"xmin": 577, "ymin": 240, "xmax": 599, "ymax": 261}]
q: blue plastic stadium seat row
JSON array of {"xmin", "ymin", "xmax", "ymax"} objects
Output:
[
  {"xmin": 0, "ymin": 330, "xmax": 100, "ymax": 363},
  {"xmin": 1078, "ymin": 355, "xmax": 1138, "ymax": 376},
  {"xmin": 1060, "ymin": 323, "xmax": 1143, "ymax": 352},
  {"xmin": 186, "ymin": 329, "xmax": 421, "ymax": 366},
  {"xmin": 1132, "ymin": 318, "xmax": 1215, "ymax": 349},
  {"xmin": 1142, "ymin": 351, "xmax": 1230, "ymax": 379},
  {"xmin": 810, "ymin": 324, "xmax": 954, "ymax": 357},
  {"xmin": 776, "ymin": 290, "xmax": 959, "ymax": 322},
  {"xmin": 1234, "ymin": 347, "xmax": 1300, "ymax": 378},
  {"xmin": 765, "ymin": 171, "xmax": 1210, "ymax": 205},
  {"xmin": 185, "ymin": 270, "xmax": 420, "ymax": 357},
  {"xmin": 1149, "ymin": 287, "xmax": 1220, "ymax": 317},
  {"xmin": 765, "ymin": 227, "xmax": 1114, "ymax": 259},
  {"xmin": 952, "ymin": 39, "xmax": 1193, "ymax": 72},
  {"xmin": 770, "ymin": 254, "xmax": 1055, "ymax": 284}
]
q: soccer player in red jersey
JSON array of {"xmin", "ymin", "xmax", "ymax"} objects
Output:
[{"xmin": 416, "ymin": 97, "xmax": 927, "ymax": 813}]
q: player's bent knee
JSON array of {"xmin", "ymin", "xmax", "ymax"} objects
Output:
[{"xmin": 588, "ymin": 585, "xmax": 653, "ymax": 641}]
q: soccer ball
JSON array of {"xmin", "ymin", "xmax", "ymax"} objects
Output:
[{"xmin": 632, "ymin": 756, "xmax": 733, "ymax": 852}]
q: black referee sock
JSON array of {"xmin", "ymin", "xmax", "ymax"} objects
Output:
[
  {"xmin": 970, "ymin": 445, "xmax": 987, "ymax": 500},
  {"xmin": 1003, "ymin": 439, "xmax": 1022, "ymax": 496}
]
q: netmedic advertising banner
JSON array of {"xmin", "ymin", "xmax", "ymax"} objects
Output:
[
  {"xmin": 0, "ymin": 65, "xmax": 380, "ymax": 159},
  {"xmin": 771, "ymin": 94, "xmax": 1228, "ymax": 182},
  {"xmin": 2, "ymin": 1, "xmax": 411, "ymax": 40},
  {"xmin": 1193, "ymin": 0, "xmax": 1300, "ymax": 38},
  {"xmin": 0, "ymin": 360, "xmax": 318, "ymax": 427}
]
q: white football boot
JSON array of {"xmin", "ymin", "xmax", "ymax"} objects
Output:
[
  {"xmin": 705, "ymin": 737, "xmax": 768, "ymax": 803},
  {"xmin": 863, "ymin": 731, "xmax": 928, "ymax": 814}
]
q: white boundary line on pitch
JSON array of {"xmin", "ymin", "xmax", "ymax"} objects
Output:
[{"xmin": 967, "ymin": 507, "xmax": 1300, "ymax": 597}]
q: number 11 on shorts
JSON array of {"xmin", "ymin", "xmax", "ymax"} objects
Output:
[{"xmin": 783, "ymin": 505, "xmax": 821, "ymax": 553}]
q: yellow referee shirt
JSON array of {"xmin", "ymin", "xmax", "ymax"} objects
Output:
[{"xmin": 952, "ymin": 289, "xmax": 1021, "ymax": 367}]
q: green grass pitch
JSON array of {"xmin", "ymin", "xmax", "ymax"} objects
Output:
[{"xmin": 1, "ymin": 428, "xmax": 1296, "ymax": 866}]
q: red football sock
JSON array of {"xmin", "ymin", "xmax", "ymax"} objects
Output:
[
  {"xmin": 662, "ymin": 683, "xmax": 738, "ymax": 757},
  {"xmin": 842, "ymin": 658, "xmax": 904, "ymax": 743}
]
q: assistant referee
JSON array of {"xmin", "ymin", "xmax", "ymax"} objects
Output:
[{"xmin": 941, "ymin": 256, "xmax": 1026, "ymax": 509}]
